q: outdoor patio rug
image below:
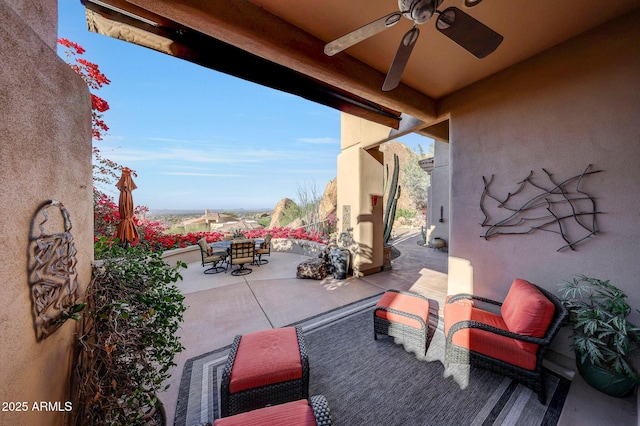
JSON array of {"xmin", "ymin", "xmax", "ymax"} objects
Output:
[{"xmin": 175, "ymin": 294, "xmax": 570, "ymax": 426}]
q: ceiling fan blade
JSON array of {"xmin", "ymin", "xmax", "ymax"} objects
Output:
[
  {"xmin": 435, "ymin": 7, "xmax": 503, "ymax": 59},
  {"xmin": 382, "ymin": 27, "xmax": 420, "ymax": 92},
  {"xmin": 324, "ymin": 12, "xmax": 403, "ymax": 56}
]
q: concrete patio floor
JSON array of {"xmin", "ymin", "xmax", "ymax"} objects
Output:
[{"xmin": 159, "ymin": 229, "xmax": 636, "ymax": 425}]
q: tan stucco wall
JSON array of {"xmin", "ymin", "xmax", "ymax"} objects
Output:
[
  {"xmin": 338, "ymin": 114, "xmax": 386, "ymax": 274},
  {"xmin": 442, "ymin": 9, "xmax": 640, "ymax": 330},
  {"xmin": 425, "ymin": 140, "xmax": 450, "ymax": 246},
  {"xmin": 0, "ymin": 1, "xmax": 93, "ymax": 425}
]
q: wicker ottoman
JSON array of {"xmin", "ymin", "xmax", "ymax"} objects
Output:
[
  {"xmin": 214, "ymin": 395, "xmax": 332, "ymax": 425},
  {"xmin": 220, "ymin": 326, "xmax": 310, "ymax": 417},
  {"xmin": 374, "ymin": 290, "xmax": 431, "ymax": 355}
]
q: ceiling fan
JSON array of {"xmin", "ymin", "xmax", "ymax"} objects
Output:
[{"xmin": 324, "ymin": 0, "xmax": 503, "ymax": 91}]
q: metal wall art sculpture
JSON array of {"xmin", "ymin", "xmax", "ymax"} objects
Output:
[
  {"xmin": 29, "ymin": 200, "xmax": 81, "ymax": 340},
  {"xmin": 480, "ymin": 165, "xmax": 602, "ymax": 251}
]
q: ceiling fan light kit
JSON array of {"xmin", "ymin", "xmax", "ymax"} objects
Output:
[
  {"xmin": 464, "ymin": 0, "xmax": 484, "ymax": 7},
  {"xmin": 324, "ymin": 0, "xmax": 503, "ymax": 91},
  {"xmin": 401, "ymin": 0, "xmax": 443, "ymax": 24}
]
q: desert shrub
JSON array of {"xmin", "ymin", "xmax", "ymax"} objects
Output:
[{"xmin": 396, "ymin": 208, "xmax": 417, "ymax": 219}]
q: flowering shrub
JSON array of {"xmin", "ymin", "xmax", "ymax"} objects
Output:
[
  {"xmin": 58, "ymin": 38, "xmax": 110, "ymax": 141},
  {"xmin": 93, "ymin": 190, "xmax": 329, "ymax": 257},
  {"xmin": 59, "ymin": 38, "xmax": 126, "ymax": 189},
  {"xmin": 243, "ymin": 227, "xmax": 327, "ymax": 243}
]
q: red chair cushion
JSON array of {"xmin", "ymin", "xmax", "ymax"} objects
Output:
[
  {"xmin": 229, "ymin": 327, "xmax": 303, "ymax": 393},
  {"xmin": 444, "ymin": 301, "xmax": 538, "ymax": 370},
  {"xmin": 501, "ymin": 279, "xmax": 555, "ymax": 353},
  {"xmin": 214, "ymin": 399, "xmax": 316, "ymax": 426},
  {"xmin": 375, "ymin": 291, "xmax": 430, "ymax": 329}
]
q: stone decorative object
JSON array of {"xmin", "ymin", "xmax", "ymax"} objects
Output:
[
  {"xmin": 28, "ymin": 200, "xmax": 80, "ymax": 340},
  {"xmin": 431, "ymin": 237, "xmax": 447, "ymax": 251},
  {"xmin": 296, "ymin": 258, "xmax": 327, "ymax": 280}
]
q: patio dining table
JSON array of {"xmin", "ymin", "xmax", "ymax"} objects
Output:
[{"xmin": 210, "ymin": 238, "xmax": 264, "ymax": 251}]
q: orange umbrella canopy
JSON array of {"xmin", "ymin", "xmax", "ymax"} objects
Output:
[{"xmin": 115, "ymin": 167, "xmax": 140, "ymax": 244}]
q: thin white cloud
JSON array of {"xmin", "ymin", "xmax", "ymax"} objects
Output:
[
  {"xmin": 278, "ymin": 168, "xmax": 337, "ymax": 175},
  {"xmin": 96, "ymin": 146, "xmax": 303, "ymax": 164},
  {"xmin": 297, "ymin": 137, "xmax": 339, "ymax": 145},
  {"xmin": 161, "ymin": 172, "xmax": 246, "ymax": 177}
]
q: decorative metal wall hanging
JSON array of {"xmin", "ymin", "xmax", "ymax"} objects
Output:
[
  {"xmin": 480, "ymin": 165, "xmax": 602, "ymax": 251},
  {"xmin": 29, "ymin": 200, "xmax": 80, "ymax": 340}
]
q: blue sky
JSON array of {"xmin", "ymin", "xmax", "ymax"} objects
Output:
[{"xmin": 58, "ymin": 0, "xmax": 432, "ymax": 211}]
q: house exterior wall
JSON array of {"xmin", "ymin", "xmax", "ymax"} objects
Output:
[
  {"xmin": 0, "ymin": 1, "xmax": 93, "ymax": 425},
  {"xmin": 338, "ymin": 113, "xmax": 387, "ymax": 275},
  {"xmin": 442, "ymin": 10, "xmax": 640, "ymax": 331},
  {"xmin": 425, "ymin": 140, "xmax": 450, "ymax": 247}
]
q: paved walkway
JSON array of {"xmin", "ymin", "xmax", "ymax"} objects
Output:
[{"xmin": 160, "ymin": 229, "xmax": 448, "ymax": 424}]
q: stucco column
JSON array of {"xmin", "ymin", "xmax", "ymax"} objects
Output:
[{"xmin": 337, "ymin": 113, "xmax": 389, "ymax": 275}]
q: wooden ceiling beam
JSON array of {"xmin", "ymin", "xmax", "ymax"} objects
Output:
[{"xmin": 124, "ymin": 0, "xmax": 437, "ymax": 124}]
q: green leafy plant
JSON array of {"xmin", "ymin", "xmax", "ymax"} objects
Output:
[
  {"xmin": 279, "ymin": 202, "xmax": 303, "ymax": 227},
  {"xmin": 73, "ymin": 247, "xmax": 187, "ymax": 425},
  {"xmin": 258, "ymin": 216, "xmax": 271, "ymax": 227},
  {"xmin": 401, "ymin": 153, "xmax": 430, "ymax": 211},
  {"xmin": 558, "ymin": 275, "xmax": 640, "ymax": 380},
  {"xmin": 396, "ymin": 208, "xmax": 417, "ymax": 219}
]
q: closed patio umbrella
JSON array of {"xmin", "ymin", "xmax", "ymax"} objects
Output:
[{"xmin": 115, "ymin": 167, "xmax": 140, "ymax": 245}]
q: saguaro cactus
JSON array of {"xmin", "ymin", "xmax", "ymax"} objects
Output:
[{"xmin": 383, "ymin": 153, "xmax": 401, "ymax": 245}]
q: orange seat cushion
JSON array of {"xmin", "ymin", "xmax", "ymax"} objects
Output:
[
  {"xmin": 501, "ymin": 279, "xmax": 555, "ymax": 353},
  {"xmin": 230, "ymin": 327, "xmax": 303, "ymax": 393},
  {"xmin": 214, "ymin": 399, "xmax": 316, "ymax": 426},
  {"xmin": 444, "ymin": 301, "xmax": 538, "ymax": 370},
  {"xmin": 375, "ymin": 292, "xmax": 430, "ymax": 329}
]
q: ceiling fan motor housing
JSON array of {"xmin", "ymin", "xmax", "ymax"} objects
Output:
[{"xmin": 399, "ymin": 0, "xmax": 443, "ymax": 24}]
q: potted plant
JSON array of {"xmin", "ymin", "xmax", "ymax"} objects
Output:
[{"xmin": 558, "ymin": 274, "xmax": 640, "ymax": 397}]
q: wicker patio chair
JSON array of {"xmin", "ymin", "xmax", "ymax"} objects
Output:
[
  {"xmin": 444, "ymin": 278, "xmax": 568, "ymax": 404},
  {"xmin": 197, "ymin": 238, "xmax": 227, "ymax": 274},
  {"xmin": 374, "ymin": 290, "xmax": 431, "ymax": 355},
  {"xmin": 228, "ymin": 239, "xmax": 255, "ymax": 276}
]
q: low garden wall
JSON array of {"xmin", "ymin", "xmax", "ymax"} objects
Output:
[
  {"xmin": 161, "ymin": 245, "xmax": 200, "ymax": 266},
  {"xmin": 270, "ymin": 238, "xmax": 326, "ymax": 257}
]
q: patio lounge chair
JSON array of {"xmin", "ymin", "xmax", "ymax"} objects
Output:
[
  {"xmin": 444, "ymin": 278, "xmax": 568, "ymax": 404},
  {"xmin": 228, "ymin": 239, "xmax": 255, "ymax": 276},
  {"xmin": 197, "ymin": 238, "xmax": 228, "ymax": 274}
]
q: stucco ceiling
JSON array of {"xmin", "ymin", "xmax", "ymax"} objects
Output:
[
  {"xmin": 249, "ymin": 0, "xmax": 637, "ymax": 98},
  {"xmin": 82, "ymin": 0, "xmax": 639, "ymax": 138}
]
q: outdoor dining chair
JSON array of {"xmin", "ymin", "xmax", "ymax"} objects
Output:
[
  {"xmin": 197, "ymin": 238, "xmax": 228, "ymax": 274},
  {"xmin": 228, "ymin": 239, "xmax": 255, "ymax": 276},
  {"xmin": 254, "ymin": 233, "xmax": 272, "ymax": 265}
]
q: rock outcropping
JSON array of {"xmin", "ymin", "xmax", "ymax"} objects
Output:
[
  {"xmin": 269, "ymin": 142, "xmax": 423, "ymax": 229},
  {"xmin": 318, "ymin": 178, "xmax": 337, "ymax": 222},
  {"xmin": 268, "ymin": 198, "xmax": 297, "ymax": 228}
]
